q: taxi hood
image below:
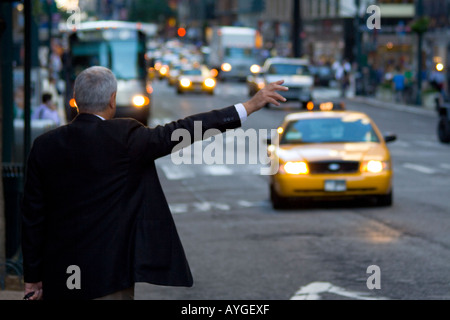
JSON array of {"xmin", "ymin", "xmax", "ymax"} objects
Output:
[{"xmin": 276, "ymin": 142, "xmax": 389, "ymax": 163}]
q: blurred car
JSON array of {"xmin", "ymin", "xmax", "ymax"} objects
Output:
[
  {"xmin": 310, "ymin": 65, "xmax": 335, "ymax": 87},
  {"xmin": 267, "ymin": 103, "xmax": 396, "ymax": 209},
  {"xmin": 168, "ymin": 63, "xmax": 183, "ymax": 86},
  {"xmin": 176, "ymin": 66, "xmax": 216, "ymax": 95},
  {"xmin": 247, "ymin": 57, "xmax": 314, "ymax": 108}
]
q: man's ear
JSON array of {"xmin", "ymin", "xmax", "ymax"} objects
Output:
[{"xmin": 109, "ymin": 92, "xmax": 117, "ymax": 109}]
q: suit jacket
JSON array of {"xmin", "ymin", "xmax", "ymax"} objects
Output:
[{"xmin": 21, "ymin": 106, "xmax": 242, "ymax": 300}]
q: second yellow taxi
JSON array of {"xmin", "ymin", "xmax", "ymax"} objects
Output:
[
  {"xmin": 176, "ymin": 66, "xmax": 216, "ymax": 95},
  {"xmin": 267, "ymin": 102, "xmax": 396, "ymax": 209}
]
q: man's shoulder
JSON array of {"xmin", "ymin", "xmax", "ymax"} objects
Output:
[{"xmin": 105, "ymin": 118, "xmax": 147, "ymax": 134}]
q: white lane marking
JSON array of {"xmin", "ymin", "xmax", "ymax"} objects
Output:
[
  {"xmin": 159, "ymin": 163, "xmax": 262, "ymax": 180},
  {"xmin": 169, "ymin": 203, "xmax": 189, "ymax": 214},
  {"xmin": 202, "ymin": 165, "xmax": 233, "ymax": 176},
  {"xmin": 440, "ymin": 163, "xmax": 450, "ymax": 170},
  {"xmin": 169, "ymin": 201, "xmax": 231, "ymax": 214},
  {"xmin": 160, "ymin": 164, "xmax": 195, "ymax": 180},
  {"xmin": 237, "ymin": 200, "xmax": 258, "ymax": 207},
  {"xmin": 290, "ymin": 282, "xmax": 388, "ymax": 300},
  {"xmin": 169, "ymin": 200, "xmax": 265, "ymax": 214},
  {"xmin": 403, "ymin": 163, "xmax": 437, "ymax": 175}
]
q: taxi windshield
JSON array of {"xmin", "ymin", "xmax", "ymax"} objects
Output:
[{"xmin": 281, "ymin": 117, "xmax": 380, "ymax": 144}]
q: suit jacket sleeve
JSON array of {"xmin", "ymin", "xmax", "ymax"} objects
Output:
[
  {"xmin": 21, "ymin": 142, "xmax": 46, "ymax": 283},
  {"xmin": 128, "ymin": 106, "xmax": 242, "ymax": 161}
]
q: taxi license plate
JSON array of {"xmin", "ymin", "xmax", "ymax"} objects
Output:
[{"xmin": 324, "ymin": 180, "xmax": 347, "ymax": 192}]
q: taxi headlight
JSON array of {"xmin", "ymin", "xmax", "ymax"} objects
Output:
[
  {"xmin": 204, "ymin": 78, "xmax": 216, "ymax": 88},
  {"xmin": 180, "ymin": 78, "xmax": 192, "ymax": 88},
  {"xmin": 283, "ymin": 162, "xmax": 309, "ymax": 175},
  {"xmin": 221, "ymin": 63, "xmax": 232, "ymax": 72},
  {"xmin": 132, "ymin": 95, "xmax": 149, "ymax": 108},
  {"xmin": 362, "ymin": 160, "xmax": 388, "ymax": 173}
]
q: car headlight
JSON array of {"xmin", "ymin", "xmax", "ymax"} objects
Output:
[
  {"xmin": 250, "ymin": 64, "xmax": 261, "ymax": 74},
  {"xmin": 204, "ymin": 78, "xmax": 216, "ymax": 88},
  {"xmin": 159, "ymin": 66, "xmax": 169, "ymax": 75},
  {"xmin": 282, "ymin": 161, "xmax": 309, "ymax": 175},
  {"xmin": 361, "ymin": 160, "xmax": 389, "ymax": 173},
  {"xmin": 180, "ymin": 78, "xmax": 192, "ymax": 88},
  {"xmin": 132, "ymin": 95, "xmax": 149, "ymax": 108},
  {"xmin": 221, "ymin": 63, "xmax": 232, "ymax": 72}
]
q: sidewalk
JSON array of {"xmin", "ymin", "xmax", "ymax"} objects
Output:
[
  {"xmin": 0, "ymin": 276, "xmax": 24, "ymax": 300},
  {"xmin": 0, "ymin": 290, "xmax": 23, "ymax": 300},
  {"xmin": 349, "ymin": 95, "xmax": 437, "ymax": 118}
]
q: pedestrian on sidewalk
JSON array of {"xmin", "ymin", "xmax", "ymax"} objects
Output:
[
  {"xmin": 21, "ymin": 66, "xmax": 288, "ymax": 300},
  {"xmin": 31, "ymin": 92, "xmax": 61, "ymax": 126},
  {"xmin": 392, "ymin": 67, "xmax": 406, "ymax": 103}
]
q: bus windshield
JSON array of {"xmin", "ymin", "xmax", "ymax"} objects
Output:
[
  {"xmin": 71, "ymin": 39, "xmax": 145, "ymax": 80},
  {"xmin": 225, "ymin": 47, "xmax": 259, "ymax": 60}
]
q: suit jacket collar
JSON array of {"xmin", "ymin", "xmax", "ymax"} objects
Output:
[{"xmin": 73, "ymin": 113, "xmax": 105, "ymax": 123}]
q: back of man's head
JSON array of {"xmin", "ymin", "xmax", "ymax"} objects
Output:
[{"xmin": 74, "ymin": 66, "xmax": 117, "ymax": 113}]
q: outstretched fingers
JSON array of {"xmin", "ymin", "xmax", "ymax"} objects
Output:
[{"xmin": 264, "ymin": 81, "xmax": 289, "ymax": 106}]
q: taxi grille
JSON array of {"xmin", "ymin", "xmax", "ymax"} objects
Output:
[{"xmin": 308, "ymin": 161, "xmax": 360, "ymax": 174}]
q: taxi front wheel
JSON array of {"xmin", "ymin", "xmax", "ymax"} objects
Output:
[
  {"xmin": 376, "ymin": 191, "xmax": 393, "ymax": 207},
  {"xmin": 270, "ymin": 185, "xmax": 288, "ymax": 209}
]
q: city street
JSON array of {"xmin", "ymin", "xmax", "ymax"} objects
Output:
[{"xmin": 135, "ymin": 79, "xmax": 450, "ymax": 300}]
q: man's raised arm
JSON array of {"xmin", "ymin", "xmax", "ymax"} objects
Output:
[{"xmin": 128, "ymin": 81, "xmax": 288, "ymax": 161}]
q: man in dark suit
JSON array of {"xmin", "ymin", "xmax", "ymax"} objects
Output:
[{"xmin": 21, "ymin": 66, "xmax": 288, "ymax": 300}]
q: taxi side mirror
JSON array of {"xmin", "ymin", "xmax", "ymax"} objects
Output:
[{"xmin": 384, "ymin": 133, "xmax": 397, "ymax": 143}]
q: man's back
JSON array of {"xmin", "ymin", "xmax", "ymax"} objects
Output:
[{"xmin": 22, "ymin": 113, "xmax": 203, "ymax": 299}]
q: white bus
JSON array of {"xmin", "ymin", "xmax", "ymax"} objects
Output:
[{"xmin": 63, "ymin": 21, "xmax": 152, "ymax": 125}]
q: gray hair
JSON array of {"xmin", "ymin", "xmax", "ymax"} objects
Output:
[{"xmin": 73, "ymin": 66, "xmax": 117, "ymax": 113}]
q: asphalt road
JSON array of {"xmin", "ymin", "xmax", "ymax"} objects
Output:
[{"xmin": 135, "ymin": 79, "xmax": 450, "ymax": 300}]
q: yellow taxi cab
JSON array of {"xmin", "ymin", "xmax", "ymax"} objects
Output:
[
  {"xmin": 268, "ymin": 101, "xmax": 397, "ymax": 209},
  {"xmin": 176, "ymin": 65, "xmax": 216, "ymax": 95}
]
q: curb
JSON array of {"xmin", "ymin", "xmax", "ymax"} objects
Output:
[
  {"xmin": 0, "ymin": 290, "xmax": 23, "ymax": 300},
  {"xmin": 349, "ymin": 96, "xmax": 437, "ymax": 118}
]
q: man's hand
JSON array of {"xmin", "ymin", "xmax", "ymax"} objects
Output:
[
  {"xmin": 24, "ymin": 282, "xmax": 43, "ymax": 300},
  {"xmin": 243, "ymin": 80, "xmax": 289, "ymax": 116}
]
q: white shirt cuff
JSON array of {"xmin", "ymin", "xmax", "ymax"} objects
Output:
[{"xmin": 234, "ymin": 103, "xmax": 248, "ymax": 124}]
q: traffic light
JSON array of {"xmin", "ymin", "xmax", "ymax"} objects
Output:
[{"xmin": 177, "ymin": 27, "xmax": 186, "ymax": 37}]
